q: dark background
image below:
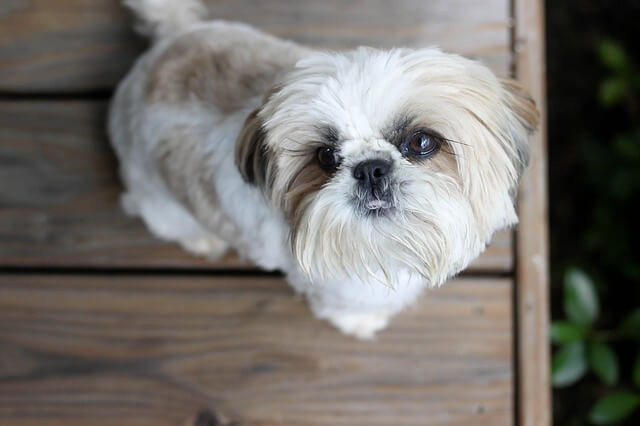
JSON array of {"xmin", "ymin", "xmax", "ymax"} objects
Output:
[{"xmin": 546, "ymin": 0, "xmax": 640, "ymax": 424}]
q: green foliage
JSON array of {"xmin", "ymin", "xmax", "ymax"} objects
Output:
[
  {"xmin": 596, "ymin": 39, "xmax": 637, "ymax": 108},
  {"xmin": 597, "ymin": 40, "xmax": 630, "ymax": 73},
  {"xmin": 589, "ymin": 341, "xmax": 619, "ymax": 386},
  {"xmin": 634, "ymin": 356, "xmax": 640, "ymax": 389},
  {"xmin": 620, "ymin": 309, "xmax": 640, "ymax": 339},
  {"xmin": 553, "ymin": 341, "xmax": 588, "ymax": 387},
  {"xmin": 552, "ymin": 267, "xmax": 640, "ymax": 424},
  {"xmin": 548, "ymin": 4, "xmax": 640, "ymax": 423},
  {"xmin": 589, "ymin": 392, "xmax": 640, "ymax": 425},
  {"xmin": 599, "ymin": 77, "xmax": 628, "ymax": 107},
  {"xmin": 564, "ymin": 268, "xmax": 600, "ymax": 326},
  {"xmin": 551, "ymin": 321, "xmax": 588, "ymax": 343}
]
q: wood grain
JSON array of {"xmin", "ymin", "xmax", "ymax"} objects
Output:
[
  {"xmin": 513, "ymin": 0, "xmax": 551, "ymax": 425},
  {"xmin": 0, "ymin": 101, "xmax": 513, "ymax": 271},
  {"xmin": 0, "ymin": 0, "xmax": 553, "ymax": 424},
  {"xmin": 0, "ymin": 0, "xmax": 510, "ymax": 92},
  {"xmin": 0, "ymin": 275, "xmax": 513, "ymax": 426}
]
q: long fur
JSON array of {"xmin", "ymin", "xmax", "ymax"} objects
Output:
[{"xmin": 110, "ymin": 0, "xmax": 538, "ymax": 339}]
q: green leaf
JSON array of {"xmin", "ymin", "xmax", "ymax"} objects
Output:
[
  {"xmin": 619, "ymin": 308, "xmax": 640, "ymax": 340},
  {"xmin": 633, "ymin": 354, "xmax": 640, "ymax": 389},
  {"xmin": 564, "ymin": 267, "xmax": 599, "ymax": 326},
  {"xmin": 589, "ymin": 392, "xmax": 640, "ymax": 425},
  {"xmin": 614, "ymin": 134, "xmax": 640, "ymax": 160},
  {"xmin": 597, "ymin": 39, "xmax": 629, "ymax": 72},
  {"xmin": 552, "ymin": 341, "xmax": 587, "ymax": 387},
  {"xmin": 588, "ymin": 341, "xmax": 619, "ymax": 386},
  {"xmin": 599, "ymin": 78, "xmax": 628, "ymax": 107},
  {"xmin": 551, "ymin": 321, "xmax": 587, "ymax": 343}
]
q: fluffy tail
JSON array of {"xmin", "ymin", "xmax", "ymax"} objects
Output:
[{"xmin": 123, "ymin": 0, "xmax": 208, "ymax": 40}]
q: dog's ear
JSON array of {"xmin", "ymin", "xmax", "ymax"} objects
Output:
[
  {"xmin": 500, "ymin": 78, "xmax": 539, "ymax": 181},
  {"xmin": 501, "ymin": 78, "xmax": 539, "ymax": 134},
  {"xmin": 235, "ymin": 108, "xmax": 275, "ymax": 191}
]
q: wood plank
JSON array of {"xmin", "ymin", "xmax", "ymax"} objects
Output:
[
  {"xmin": 0, "ymin": 101, "xmax": 513, "ymax": 271},
  {"xmin": 0, "ymin": 275, "xmax": 513, "ymax": 426},
  {"xmin": 0, "ymin": 0, "xmax": 510, "ymax": 92},
  {"xmin": 513, "ymin": 0, "xmax": 551, "ymax": 425}
]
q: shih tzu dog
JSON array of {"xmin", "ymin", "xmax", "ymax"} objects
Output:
[{"xmin": 109, "ymin": 0, "xmax": 538, "ymax": 338}]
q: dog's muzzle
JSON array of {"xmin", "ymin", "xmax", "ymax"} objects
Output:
[{"xmin": 352, "ymin": 159, "xmax": 394, "ymax": 214}]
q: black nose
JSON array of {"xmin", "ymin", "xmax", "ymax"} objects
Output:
[{"xmin": 353, "ymin": 159, "xmax": 391, "ymax": 186}]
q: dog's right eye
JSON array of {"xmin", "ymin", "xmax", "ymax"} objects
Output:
[{"xmin": 316, "ymin": 147, "xmax": 340, "ymax": 171}]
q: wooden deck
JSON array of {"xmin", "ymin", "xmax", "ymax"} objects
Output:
[{"xmin": 0, "ymin": 1, "xmax": 549, "ymax": 425}]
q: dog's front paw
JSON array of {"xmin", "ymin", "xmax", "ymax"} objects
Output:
[
  {"xmin": 324, "ymin": 311, "xmax": 391, "ymax": 340},
  {"xmin": 180, "ymin": 234, "xmax": 229, "ymax": 259}
]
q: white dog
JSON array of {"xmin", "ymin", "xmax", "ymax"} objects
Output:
[{"xmin": 109, "ymin": 0, "xmax": 538, "ymax": 338}]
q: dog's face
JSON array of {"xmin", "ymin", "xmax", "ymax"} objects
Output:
[{"xmin": 236, "ymin": 47, "xmax": 538, "ymax": 284}]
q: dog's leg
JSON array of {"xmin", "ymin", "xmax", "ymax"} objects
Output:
[
  {"xmin": 319, "ymin": 308, "xmax": 392, "ymax": 340},
  {"xmin": 309, "ymin": 299, "xmax": 392, "ymax": 340},
  {"xmin": 178, "ymin": 233, "xmax": 229, "ymax": 260},
  {"xmin": 285, "ymin": 270, "xmax": 393, "ymax": 339},
  {"xmin": 120, "ymin": 190, "xmax": 229, "ymax": 260}
]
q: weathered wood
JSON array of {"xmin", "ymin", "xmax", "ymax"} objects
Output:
[
  {"xmin": 513, "ymin": 0, "xmax": 551, "ymax": 425},
  {"xmin": 0, "ymin": 101, "xmax": 513, "ymax": 271},
  {"xmin": 0, "ymin": 0, "xmax": 511, "ymax": 92},
  {"xmin": 0, "ymin": 0, "xmax": 145, "ymax": 92},
  {"xmin": 0, "ymin": 0, "xmax": 553, "ymax": 423},
  {"xmin": 0, "ymin": 275, "xmax": 513, "ymax": 426}
]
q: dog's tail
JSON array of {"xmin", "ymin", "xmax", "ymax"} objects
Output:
[{"xmin": 123, "ymin": 0, "xmax": 208, "ymax": 40}]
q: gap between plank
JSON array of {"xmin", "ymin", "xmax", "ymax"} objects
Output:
[
  {"xmin": 0, "ymin": 90, "xmax": 113, "ymax": 101},
  {"xmin": 0, "ymin": 265, "xmax": 513, "ymax": 279}
]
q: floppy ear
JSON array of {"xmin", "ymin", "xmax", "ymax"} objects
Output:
[
  {"xmin": 500, "ymin": 78, "xmax": 540, "ymax": 181},
  {"xmin": 234, "ymin": 108, "xmax": 275, "ymax": 192},
  {"xmin": 501, "ymin": 78, "xmax": 539, "ymax": 133}
]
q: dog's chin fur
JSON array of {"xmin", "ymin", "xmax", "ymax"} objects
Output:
[
  {"xmin": 292, "ymin": 174, "xmax": 479, "ymax": 287},
  {"xmin": 110, "ymin": 0, "xmax": 539, "ymax": 339}
]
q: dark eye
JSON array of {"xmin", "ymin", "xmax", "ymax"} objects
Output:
[
  {"xmin": 402, "ymin": 130, "xmax": 442, "ymax": 158},
  {"xmin": 316, "ymin": 147, "xmax": 340, "ymax": 171}
]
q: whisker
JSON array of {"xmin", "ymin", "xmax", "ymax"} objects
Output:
[
  {"xmin": 440, "ymin": 148, "xmax": 461, "ymax": 157},
  {"xmin": 443, "ymin": 137, "xmax": 471, "ymax": 147}
]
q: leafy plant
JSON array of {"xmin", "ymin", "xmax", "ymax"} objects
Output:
[
  {"xmin": 552, "ymin": 267, "xmax": 640, "ymax": 424},
  {"xmin": 547, "ymin": 3, "xmax": 640, "ymax": 424},
  {"xmin": 597, "ymin": 39, "xmax": 640, "ymax": 108}
]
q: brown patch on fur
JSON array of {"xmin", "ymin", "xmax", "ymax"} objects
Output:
[
  {"xmin": 146, "ymin": 33, "xmax": 292, "ymax": 113},
  {"xmin": 155, "ymin": 127, "xmax": 194, "ymax": 201},
  {"xmin": 426, "ymin": 150, "xmax": 462, "ymax": 186},
  {"xmin": 284, "ymin": 161, "xmax": 330, "ymax": 220},
  {"xmin": 153, "ymin": 126, "xmax": 234, "ymax": 234},
  {"xmin": 154, "ymin": 126, "xmax": 217, "ymax": 213},
  {"xmin": 287, "ymin": 165, "xmax": 331, "ymax": 249},
  {"xmin": 501, "ymin": 78, "xmax": 540, "ymax": 132},
  {"xmin": 501, "ymin": 78, "xmax": 539, "ymax": 183},
  {"xmin": 234, "ymin": 109, "xmax": 276, "ymax": 191},
  {"xmin": 234, "ymin": 86, "xmax": 284, "ymax": 190}
]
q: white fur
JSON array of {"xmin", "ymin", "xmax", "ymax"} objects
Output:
[
  {"xmin": 123, "ymin": 0, "xmax": 207, "ymax": 40},
  {"xmin": 110, "ymin": 1, "xmax": 535, "ymax": 339}
]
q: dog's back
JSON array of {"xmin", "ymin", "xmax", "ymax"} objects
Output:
[{"xmin": 108, "ymin": 0, "xmax": 304, "ymax": 265}]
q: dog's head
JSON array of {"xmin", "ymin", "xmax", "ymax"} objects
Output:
[{"xmin": 236, "ymin": 47, "xmax": 538, "ymax": 284}]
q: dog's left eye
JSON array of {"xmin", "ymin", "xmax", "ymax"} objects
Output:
[
  {"xmin": 402, "ymin": 131, "xmax": 442, "ymax": 158},
  {"xmin": 316, "ymin": 147, "xmax": 340, "ymax": 171}
]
